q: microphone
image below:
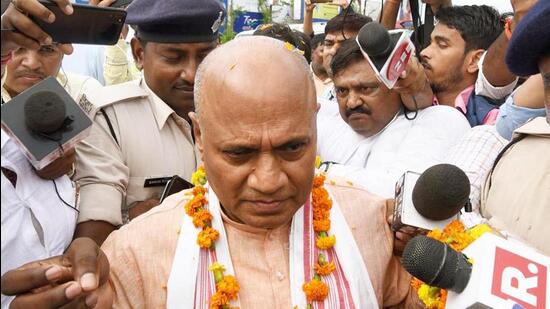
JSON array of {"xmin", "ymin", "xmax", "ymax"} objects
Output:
[
  {"xmin": 392, "ymin": 164, "xmax": 470, "ymax": 231},
  {"xmin": 402, "ymin": 233, "xmax": 550, "ymax": 309},
  {"xmin": 356, "ymin": 22, "xmax": 415, "ymax": 89},
  {"xmin": 24, "ymin": 91, "xmax": 70, "ymax": 135},
  {"xmin": 402, "ymin": 235, "xmax": 472, "ymax": 293},
  {"xmin": 1, "ymin": 76, "xmax": 93, "ymax": 170},
  {"xmin": 412, "ymin": 163, "xmax": 470, "ymax": 221}
]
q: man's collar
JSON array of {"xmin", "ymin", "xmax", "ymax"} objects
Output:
[
  {"xmin": 454, "ymin": 85, "xmax": 475, "ymax": 114},
  {"xmin": 141, "ymin": 79, "xmax": 176, "ymax": 130}
]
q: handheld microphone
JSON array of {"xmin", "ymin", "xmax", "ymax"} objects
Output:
[
  {"xmin": 392, "ymin": 164, "xmax": 470, "ymax": 231},
  {"xmin": 403, "ymin": 233, "xmax": 550, "ymax": 309},
  {"xmin": 402, "ymin": 235, "xmax": 472, "ymax": 293},
  {"xmin": 356, "ymin": 21, "xmax": 415, "ymax": 89},
  {"xmin": 1, "ymin": 77, "xmax": 93, "ymax": 170}
]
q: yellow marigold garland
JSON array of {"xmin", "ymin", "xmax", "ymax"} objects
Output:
[
  {"xmin": 411, "ymin": 220, "xmax": 492, "ymax": 309},
  {"xmin": 187, "ymin": 168, "xmax": 337, "ymax": 308}
]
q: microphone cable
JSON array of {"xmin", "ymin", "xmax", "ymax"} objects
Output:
[{"xmin": 52, "ymin": 178, "xmax": 80, "ymax": 214}]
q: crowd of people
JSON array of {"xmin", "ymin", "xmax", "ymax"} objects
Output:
[{"xmin": 1, "ymin": 0, "xmax": 548, "ymax": 308}]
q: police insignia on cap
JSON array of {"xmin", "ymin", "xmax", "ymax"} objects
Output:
[{"xmin": 211, "ymin": 11, "xmax": 223, "ymax": 34}]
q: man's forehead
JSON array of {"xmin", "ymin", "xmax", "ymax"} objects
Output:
[
  {"xmin": 334, "ymin": 60, "xmax": 377, "ymax": 85},
  {"xmin": 431, "ymin": 23, "xmax": 464, "ymax": 43},
  {"xmin": 325, "ymin": 31, "xmax": 358, "ymax": 42}
]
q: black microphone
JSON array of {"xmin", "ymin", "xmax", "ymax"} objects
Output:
[
  {"xmin": 24, "ymin": 91, "xmax": 68, "ymax": 134},
  {"xmin": 412, "ymin": 164, "xmax": 471, "ymax": 221},
  {"xmin": 402, "ymin": 235, "xmax": 472, "ymax": 293},
  {"xmin": 1, "ymin": 76, "xmax": 93, "ymax": 170},
  {"xmin": 356, "ymin": 21, "xmax": 403, "ymax": 71}
]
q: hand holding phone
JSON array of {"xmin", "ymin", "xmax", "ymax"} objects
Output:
[
  {"xmin": 1, "ymin": 0, "xmax": 74, "ymax": 55},
  {"xmin": 29, "ymin": 0, "xmax": 127, "ymax": 45}
]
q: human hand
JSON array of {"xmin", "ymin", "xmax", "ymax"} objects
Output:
[
  {"xmin": 386, "ymin": 199, "xmax": 426, "ymax": 256},
  {"xmin": 88, "ymin": 0, "xmax": 116, "ymax": 8},
  {"xmin": 305, "ymin": 0, "xmax": 316, "ymax": 12},
  {"xmin": 393, "ymin": 55, "xmax": 427, "ymax": 96},
  {"xmin": 1, "ymin": 238, "xmax": 113, "ymax": 309},
  {"xmin": 1, "ymin": 0, "xmax": 73, "ymax": 56},
  {"xmin": 35, "ymin": 148, "xmax": 76, "ymax": 180},
  {"xmin": 128, "ymin": 198, "xmax": 160, "ymax": 220}
]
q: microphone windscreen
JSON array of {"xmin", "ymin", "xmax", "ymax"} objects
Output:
[
  {"xmin": 402, "ymin": 235, "xmax": 472, "ymax": 292},
  {"xmin": 412, "ymin": 164, "xmax": 470, "ymax": 220},
  {"xmin": 24, "ymin": 91, "xmax": 67, "ymax": 134},
  {"xmin": 357, "ymin": 22, "xmax": 391, "ymax": 57}
]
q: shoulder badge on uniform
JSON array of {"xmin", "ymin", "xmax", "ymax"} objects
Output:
[{"xmin": 78, "ymin": 94, "xmax": 95, "ymax": 115}]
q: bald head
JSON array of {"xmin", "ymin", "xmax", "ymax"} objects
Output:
[
  {"xmin": 191, "ymin": 37, "xmax": 319, "ymax": 229},
  {"xmin": 194, "ymin": 36, "xmax": 316, "ymax": 120}
]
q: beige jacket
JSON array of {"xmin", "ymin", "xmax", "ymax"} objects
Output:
[
  {"xmin": 74, "ymin": 78, "xmax": 198, "ymax": 226},
  {"xmin": 101, "ymin": 179, "xmax": 422, "ymax": 308},
  {"xmin": 481, "ymin": 117, "xmax": 550, "ymax": 255}
]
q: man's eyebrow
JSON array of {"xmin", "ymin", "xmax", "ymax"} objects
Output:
[
  {"xmin": 433, "ymin": 35, "xmax": 451, "ymax": 45},
  {"xmin": 275, "ymin": 137, "xmax": 310, "ymax": 149}
]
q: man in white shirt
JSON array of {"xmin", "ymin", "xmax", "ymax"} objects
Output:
[
  {"xmin": 1, "ymin": 43, "xmax": 102, "ymax": 104},
  {"xmin": 0, "ymin": 0, "xmax": 83, "ymax": 308},
  {"xmin": 317, "ymin": 40, "xmax": 470, "ymax": 197}
]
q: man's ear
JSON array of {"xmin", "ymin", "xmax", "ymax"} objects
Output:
[
  {"xmin": 189, "ymin": 112, "xmax": 204, "ymax": 158},
  {"xmin": 466, "ymin": 49, "xmax": 485, "ymax": 74},
  {"xmin": 131, "ymin": 37, "xmax": 145, "ymax": 71}
]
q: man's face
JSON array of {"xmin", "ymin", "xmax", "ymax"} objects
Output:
[
  {"xmin": 193, "ymin": 59, "xmax": 317, "ymax": 229},
  {"xmin": 134, "ymin": 40, "xmax": 217, "ymax": 119},
  {"xmin": 4, "ymin": 45, "xmax": 63, "ymax": 97},
  {"xmin": 420, "ymin": 23, "xmax": 468, "ymax": 93},
  {"xmin": 323, "ymin": 30, "xmax": 358, "ymax": 75},
  {"xmin": 311, "ymin": 44, "xmax": 325, "ymax": 72},
  {"xmin": 539, "ymin": 54, "xmax": 550, "ymax": 123},
  {"xmin": 333, "ymin": 59, "xmax": 402, "ymax": 137}
]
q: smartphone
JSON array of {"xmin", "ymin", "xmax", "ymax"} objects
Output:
[
  {"xmin": 159, "ymin": 175, "xmax": 194, "ymax": 203},
  {"xmin": 30, "ymin": 0, "xmax": 127, "ymax": 45}
]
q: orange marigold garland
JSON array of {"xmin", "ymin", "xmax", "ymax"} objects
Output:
[
  {"xmin": 411, "ymin": 220, "xmax": 492, "ymax": 309},
  {"xmin": 302, "ymin": 174, "xmax": 336, "ymax": 308},
  {"xmin": 186, "ymin": 168, "xmax": 240, "ymax": 308},
  {"xmin": 187, "ymin": 168, "xmax": 338, "ymax": 308}
]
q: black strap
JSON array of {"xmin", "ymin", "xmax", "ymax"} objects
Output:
[
  {"xmin": 486, "ymin": 133, "xmax": 528, "ymax": 191},
  {"xmin": 409, "ymin": 0, "xmax": 434, "ymax": 52},
  {"xmin": 100, "ymin": 108, "xmax": 119, "ymax": 146}
]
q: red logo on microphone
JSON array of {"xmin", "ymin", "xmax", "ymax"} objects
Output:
[
  {"xmin": 492, "ymin": 247, "xmax": 548, "ymax": 309},
  {"xmin": 386, "ymin": 42, "xmax": 413, "ymax": 81}
]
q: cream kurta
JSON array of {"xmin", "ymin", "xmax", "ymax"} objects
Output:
[
  {"xmin": 102, "ymin": 180, "xmax": 421, "ymax": 308},
  {"xmin": 74, "ymin": 78, "xmax": 198, "ymax": 226}
]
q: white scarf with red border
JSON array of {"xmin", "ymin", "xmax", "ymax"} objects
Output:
[{"xmin": 166, "ymin": 183, "xmax": 378, "ymax": 308}]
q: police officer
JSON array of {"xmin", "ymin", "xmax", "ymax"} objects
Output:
[{"xmin": 74, "ymin": 0, "xmax": 226, "ymax": 245}]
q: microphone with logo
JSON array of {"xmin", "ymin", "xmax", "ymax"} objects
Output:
[
  {"xmin": 1, "ymin": 76, "xmax": 93, "ymax": 170},
  {"xmin": 392, "ymin": 164, "xmax": 471, "ymax": 232},
  {"xmin": 356, "ymin": 21, "xmax": 415, "ymax": 89},
  {"xmin": 402, "ymin": 234, "xmax": 550, "ymax": 309}
]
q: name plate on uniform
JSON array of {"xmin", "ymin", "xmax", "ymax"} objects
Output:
[{"xmin": 144, "ymin": 176, "xmax": 172, "ymax": 187}]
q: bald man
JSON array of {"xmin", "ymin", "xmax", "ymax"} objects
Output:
[{"xmin": 1, "ymin": 37, "xmax": 421, "ymax": 309}]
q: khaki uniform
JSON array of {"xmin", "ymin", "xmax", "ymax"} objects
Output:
[
  {"xmin": 481, "ymin": 117, "xmax": 550, "ymax": 255},
  {"xmin": 74, "ymin": 78, "xmax": 198, "ymax": 226}
]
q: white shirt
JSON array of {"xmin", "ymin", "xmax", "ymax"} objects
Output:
[
  {"xmin": 317, "ymin": 105, "xmax": 470, "ymax": 197},
  {"xmin": 1, "ymin": 130, "xmax": 77, "ymax": 309}
]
